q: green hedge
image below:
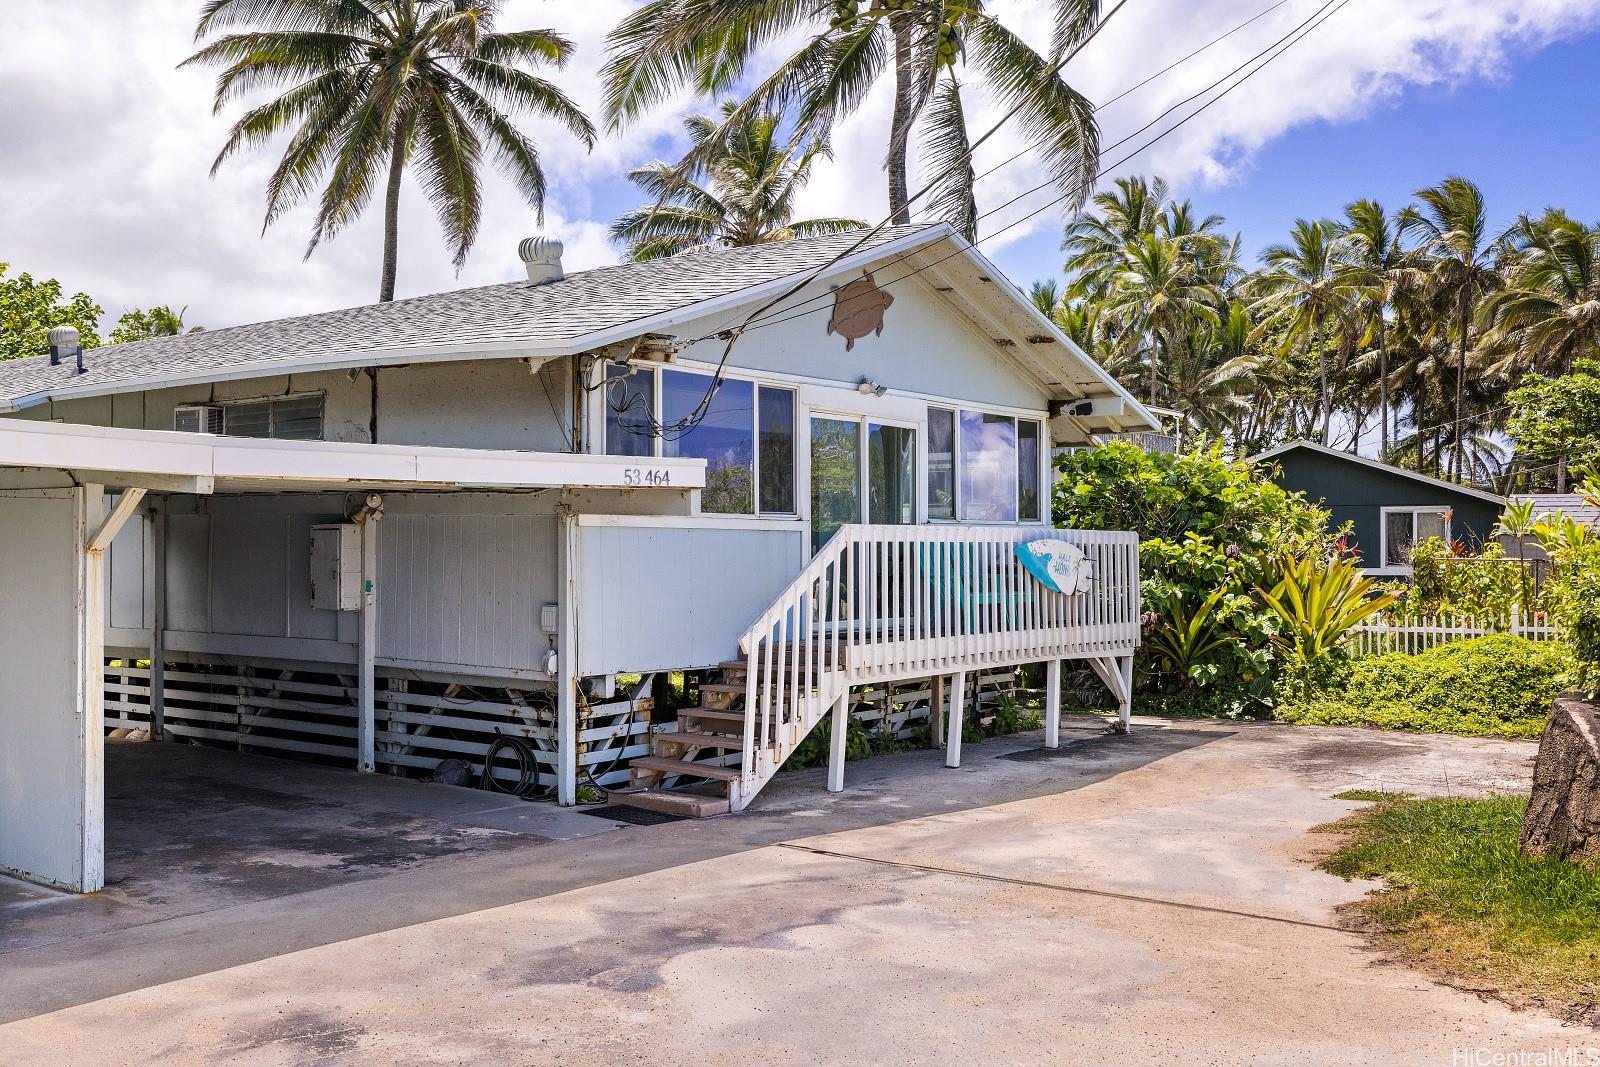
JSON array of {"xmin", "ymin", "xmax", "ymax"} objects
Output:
[{"xmin": 1276, "ymin": 634, "xmax": 1571, "ymax": 739}]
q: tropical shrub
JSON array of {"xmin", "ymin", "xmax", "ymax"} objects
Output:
[
  {"xmin": 1277, "ymin": 634, "xmax": 1572, "ymax": 738},
  {"xmin": 1403, "ymin": 538, "xmax": 1526, "ymax": 619},
  {"xmin": 1054, "ymin": 442, "xmax": 1332, "ymax": 553},
  {"xmin": 1259, "ymin": 550, "xmax": 1398, "ymax": 696},
  {"xmin": 1054, "ymin": 443, "xmax": 1341, "ymax": 715},
  {"xmin": 1542, "ymin": 539, "xmax": 1600, "ymax": 697}
]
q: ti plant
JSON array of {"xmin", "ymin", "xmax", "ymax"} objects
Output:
[
  {"xmin": 1492, "ymin": 498, "xmax": 1541, "ymax": 608},
  {"xmin": 1256, "ymin": 551, "xmax": 1398, "ymax": 671}
]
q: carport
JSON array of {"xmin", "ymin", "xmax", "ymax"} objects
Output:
[{"xmin": 0, "ymin": 419, "xmax": 702, "ymax": 892}]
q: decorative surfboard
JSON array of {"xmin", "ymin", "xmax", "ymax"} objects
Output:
[{"xmin": 1015, "ymin": 538, "xmax": 1094, "ymax": 595}]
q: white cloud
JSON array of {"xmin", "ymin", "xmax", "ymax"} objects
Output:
[{"xmin": 1, "ymin": 0, "xmax": 1596, "ymax": 334}]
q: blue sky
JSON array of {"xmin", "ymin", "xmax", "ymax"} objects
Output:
[{"xmin": 991, "ymin": 28, "xmax": 1600, "ymax": 288}]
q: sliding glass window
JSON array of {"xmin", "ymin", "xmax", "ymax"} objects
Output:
[
  {"xmin": 958, "ymin": 410, "xmax": 1018, "ymax": 522},
  {"xmin": 663, "ymin": 370, "xmax": 754, "ymax": 514},
  {"xmin": 928, "ymin": 406, "xmax": 1046, "ymax": 523},
  {"xmin": 607, "ymin": 365, "xmax": 795, "ymax": 516},
  {"xmin": 603, "ymin": 365, "xmax": 655, "ymax": 458},
  {"xmin": 758, "ymin": 386, "xmax": 796, "ymax": 514}
]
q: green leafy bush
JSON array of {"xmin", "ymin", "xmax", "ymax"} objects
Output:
[
  {"xmin": 1404, "ymin": 538, "xmax": 1527, "ymax": 619},
  {"xmin": 1543, "ymin": 539, "xmax": 1600, "ymax": 696},
  {"xmin": 1055, "ymin": 443, "xmax": 1341, "ymax": 714},
  {"xmin": 1277, "ymin": 634, "xmax": 1572, "ymax": 738}
]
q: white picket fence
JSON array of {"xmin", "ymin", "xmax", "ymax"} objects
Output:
[{"xmin": 1346, "ymin": 610, "xmax": 1562, "ymax": 657}]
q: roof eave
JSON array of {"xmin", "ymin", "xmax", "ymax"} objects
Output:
[{"xmin": 6, "ymin": 225, "xmax": 959, "ymax": 410}]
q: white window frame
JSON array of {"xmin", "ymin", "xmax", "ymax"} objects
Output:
[
  {"xmin": 206, "ymin": 391, "xmax": 327, "ymax": 441},
  {"xmin": 601, "ymin": 364, "xmax": 798, "ymax": 518},
  {"xmin": 807, "ymin": 409, "xmax": 923, "ymax": 527},
  {"xmin": 927, "ymin": 405, "xmax": 1049, "ymax": 526},
  {"xmin": 1379, "ymin": 505, "xmax": 1452, "ymax": 570}
]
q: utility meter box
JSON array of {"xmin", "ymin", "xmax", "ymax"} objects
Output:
[{"xmin": 310, "ymin": 523, "xmax": 362, "ymax": 612}]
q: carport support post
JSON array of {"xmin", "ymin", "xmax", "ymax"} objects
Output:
[
  {"xmin": 826, "ymin": 692, "xmax": 849, "ymax": 792},
  {"xmin": 556, "ymin": 506, "xmax": 578, "ymax": 805},
  {"xmin": 149, "ymin": 499, "xmax": 166, "ymax": 740},
  {"xmin": 944, "ymin": 669, "xmax": 966, "ymax": 769},
  {"xmin": 356, "ymin": 514, "xmax": 377, "ymax": 774},
  {"xmin": 1044, "ymin": 659, "xmax": 1061, "ymax": 749}
]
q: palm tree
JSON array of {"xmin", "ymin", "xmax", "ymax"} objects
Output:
[
  {"xmin": 1398, "ymin": 177, "xmax": 1502, "ymax": 479},
  {"xmin": 1101, "ymin": 234, "xmax": 1221, "ymax": 404},
  {"xmin": 601, "ymin": 0, "xmax": 1103, "ymax": 236},
  {"xmin": 1335, "ymin": 199, "xmax": 1411, "ymax": 461},
  {"xmin": 1062, "ymin": 175, "xmax": 1172, "ymax": 299},
  {"xmin": 1251, "ymin": 218, "xmax": 1354, "ymax": 443},
  {"xmin": 185, "ymin": 0, "xmax": 596, "ymax": 302},
  {"xmin": 1479, "ymin": 210, "xmax": 1600, "ymax": 490},
  {"xmin": 611, "ymin": 104, "xmax": 865, "ymax": 261}
]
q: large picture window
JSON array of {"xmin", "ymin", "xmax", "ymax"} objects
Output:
[
  {"xmin": 929, "ymin": 406, "xmax": 1043, "ymax": 523},
  {"xmin": 603, "ymin": 365, "xmax": 796, "ymax": 516}
]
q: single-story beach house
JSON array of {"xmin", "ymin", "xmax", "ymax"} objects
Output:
[
  {"xmin": 1250, "ymin": 440, "xmax": 1504, "ymax": 574},
  {"xmin": 0, "ymin": 223, "xmax": 1151, "ymax": 892}
]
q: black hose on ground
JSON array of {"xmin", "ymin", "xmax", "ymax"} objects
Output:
[{"xmin": 481, "ymin": 731, "xmax": 542, "ymax": 797}]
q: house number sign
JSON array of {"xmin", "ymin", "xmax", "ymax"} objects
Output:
[{"xmin": 623, "ymin": 468, "xmax": 672, "ymax": 487}]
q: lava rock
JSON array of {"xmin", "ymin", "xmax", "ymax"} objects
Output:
[
  {"xmin": 1521, "ymin": 692, "xmax": 1600, "ymax": 866},
  {"xmin": 431, "ymin": 758, "xmax": 474, "ymax": 787}
]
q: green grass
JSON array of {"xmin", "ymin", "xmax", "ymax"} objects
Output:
[
  {"xmin": 1319, "ymin": 793, "xmax": 1600, "ymax": 1023},
  {"xmin": 1330, "ymin": 789, "xmax": 1412, "ymax": 802}
]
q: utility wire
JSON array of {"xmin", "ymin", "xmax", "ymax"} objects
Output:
[
  {"xmin": 688, "ymin": 0, "xmax": 1352, "ymax": 348},
  {"xmin": 611, "ymin": 0, "xmax": 1133, "ymax": 440}
]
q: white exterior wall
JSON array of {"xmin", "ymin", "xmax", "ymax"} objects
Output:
[
  {"xmin": 670, "ymin": 272, "xmax": 1050, "ymax": 412},
  {"xmin": 15, "ymin": 359, "xmax": 574, "ymax": 452},
  {"xmin": 0, "ymin": 487, "xmax": 103, "ymax": 891},
  {"xmin": 572, "ymin": 516, "xmax": 808, "ymax": 675}
]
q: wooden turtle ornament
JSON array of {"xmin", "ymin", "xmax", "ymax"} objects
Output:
[{"xmin": 827, "ymin": 272, "xmax": 894, "ymax": 351}]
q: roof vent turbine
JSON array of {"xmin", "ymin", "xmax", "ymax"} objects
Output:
[
  {"xmin": 49, "ymin": 325, "xmax": 85, "ymax": 374},
  {"xmin": 519, "ymin": 236, "xmax": 564, "ymax": 285}
]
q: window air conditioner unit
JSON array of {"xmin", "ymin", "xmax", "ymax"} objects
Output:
[{"xmin": 174, "ymin": 404, "xmax": 223, "ymax": 434}]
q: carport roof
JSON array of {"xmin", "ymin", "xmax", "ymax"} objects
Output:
[{"xmin": 0, "ymin": 419, "xmax": 706, "ymax": 494}]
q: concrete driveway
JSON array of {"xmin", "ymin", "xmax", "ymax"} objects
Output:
[{"xmin": 2, "ymin": 718, "xmax": 1594, "ymax": 1065}]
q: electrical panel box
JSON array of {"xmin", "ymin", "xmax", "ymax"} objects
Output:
[
  {"xmin": 310, "ymin": 524, "xmax": 362, "ymax": 612},
  {"xmin": 540, "ymin": 604, "xmax": 559, "ymax": 635}
]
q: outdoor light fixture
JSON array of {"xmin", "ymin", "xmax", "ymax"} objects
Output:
[{"xmin": 856, "ymin": 376, "xmax": 887, "ymax": 397}]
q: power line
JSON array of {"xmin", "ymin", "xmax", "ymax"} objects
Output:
[
  {"xmin": 612, "ymin": 0, "xmax": 1133, "ymax": 440},
  {"xmin": 957, "ymin": 0, "xmax": 1298, "ymax": 202},
  {"xmin": 698, "ymin": 0, "xmax": 1352, "ymax": 346}
]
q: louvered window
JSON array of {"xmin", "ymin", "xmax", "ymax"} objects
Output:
[{"xmin": 221, "ymin": 393, "xmax": 325, "ymax": 441}]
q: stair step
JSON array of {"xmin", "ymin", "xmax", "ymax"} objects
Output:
[
  {"xmin": 679, "ymin": 707, "xmax": 746, "ymax": 729},
  {"xmin": 699, "ymin": 683, "xmax": 743, "ymax": 709},
  {"xmin": 617, "ymin": 789, "xmax": 730, "ymax": 819},
  {"xmin": 656, "ymin": 731, "xmax": 745, "ymax": 751},
  {"xmin": 630, "ymin": 756, "xmax": 741, "ymax": 782}
]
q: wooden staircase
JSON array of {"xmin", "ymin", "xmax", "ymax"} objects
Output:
[{"xmin": 622, "ymin": 652, "xmax": 844, "ymax": 818}]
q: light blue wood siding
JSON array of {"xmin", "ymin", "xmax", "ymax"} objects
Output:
[
  {"xmin": 573, "ymin": 521, "xmax": 807, "ymax": 675},
  {"xmin": 378, "ymin": 511, "xmax": 557, "ymax": 674}
]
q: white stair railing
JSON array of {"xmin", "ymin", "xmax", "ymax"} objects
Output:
[{"xmin": 733, "ymin": 525, "xmax": 1141, "ymax": 809}]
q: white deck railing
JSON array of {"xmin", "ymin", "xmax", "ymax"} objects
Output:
[
  {"xmin": 733, "ymin": 525, "xmax": 1141, "ymax": 807},
  {"xmin": 1346, "ymin": 610, "xmax": 1562, "ymax": 656}
]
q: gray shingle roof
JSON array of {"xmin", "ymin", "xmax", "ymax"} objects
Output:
[
  {"xmin": 0, "ymin": 224, "xmax": 938, "ymax": 407},
  {"xmin": 1516, "ymin": 494, "xmax": 1599, "ymax": 528}
]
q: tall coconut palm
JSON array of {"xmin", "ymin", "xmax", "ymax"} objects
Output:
[
  {"xmin": 1335, "ymin": 199, "xmax": 1411, "ymax": 461},
  {"xmin": 1062, "ymin": 175, "xmax": 1171, "ymax": 298},
  {"xmin": 1479, "ymin": 210, "xmax": 1600, "ymax": 489},
  {"xmin": 1398, "ymin": 177, "xmax": 1502, "ymax": 479},
  {"xmin": 185, "ymin": 0, "xmax": 596, "ymax": 302},
  {"xmin": 1251, "ymin": 218, "xmax": 1355, "ymax": 443},
  {"xmin": 601, "ymin": 0, "xmax": 1103, "ymax": 237},
  {"xmin": 1101, "ymin": 233, "xmax": 1221, "ymax": 404},
  {"xmin": 611, "ymin": 104, "xmax": 864, "ymax": 260}
]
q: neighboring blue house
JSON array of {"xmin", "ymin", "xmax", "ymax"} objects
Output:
[{"xmin": 1249, "ymin": 440, "xmax": 1505, "ymax": 575}]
